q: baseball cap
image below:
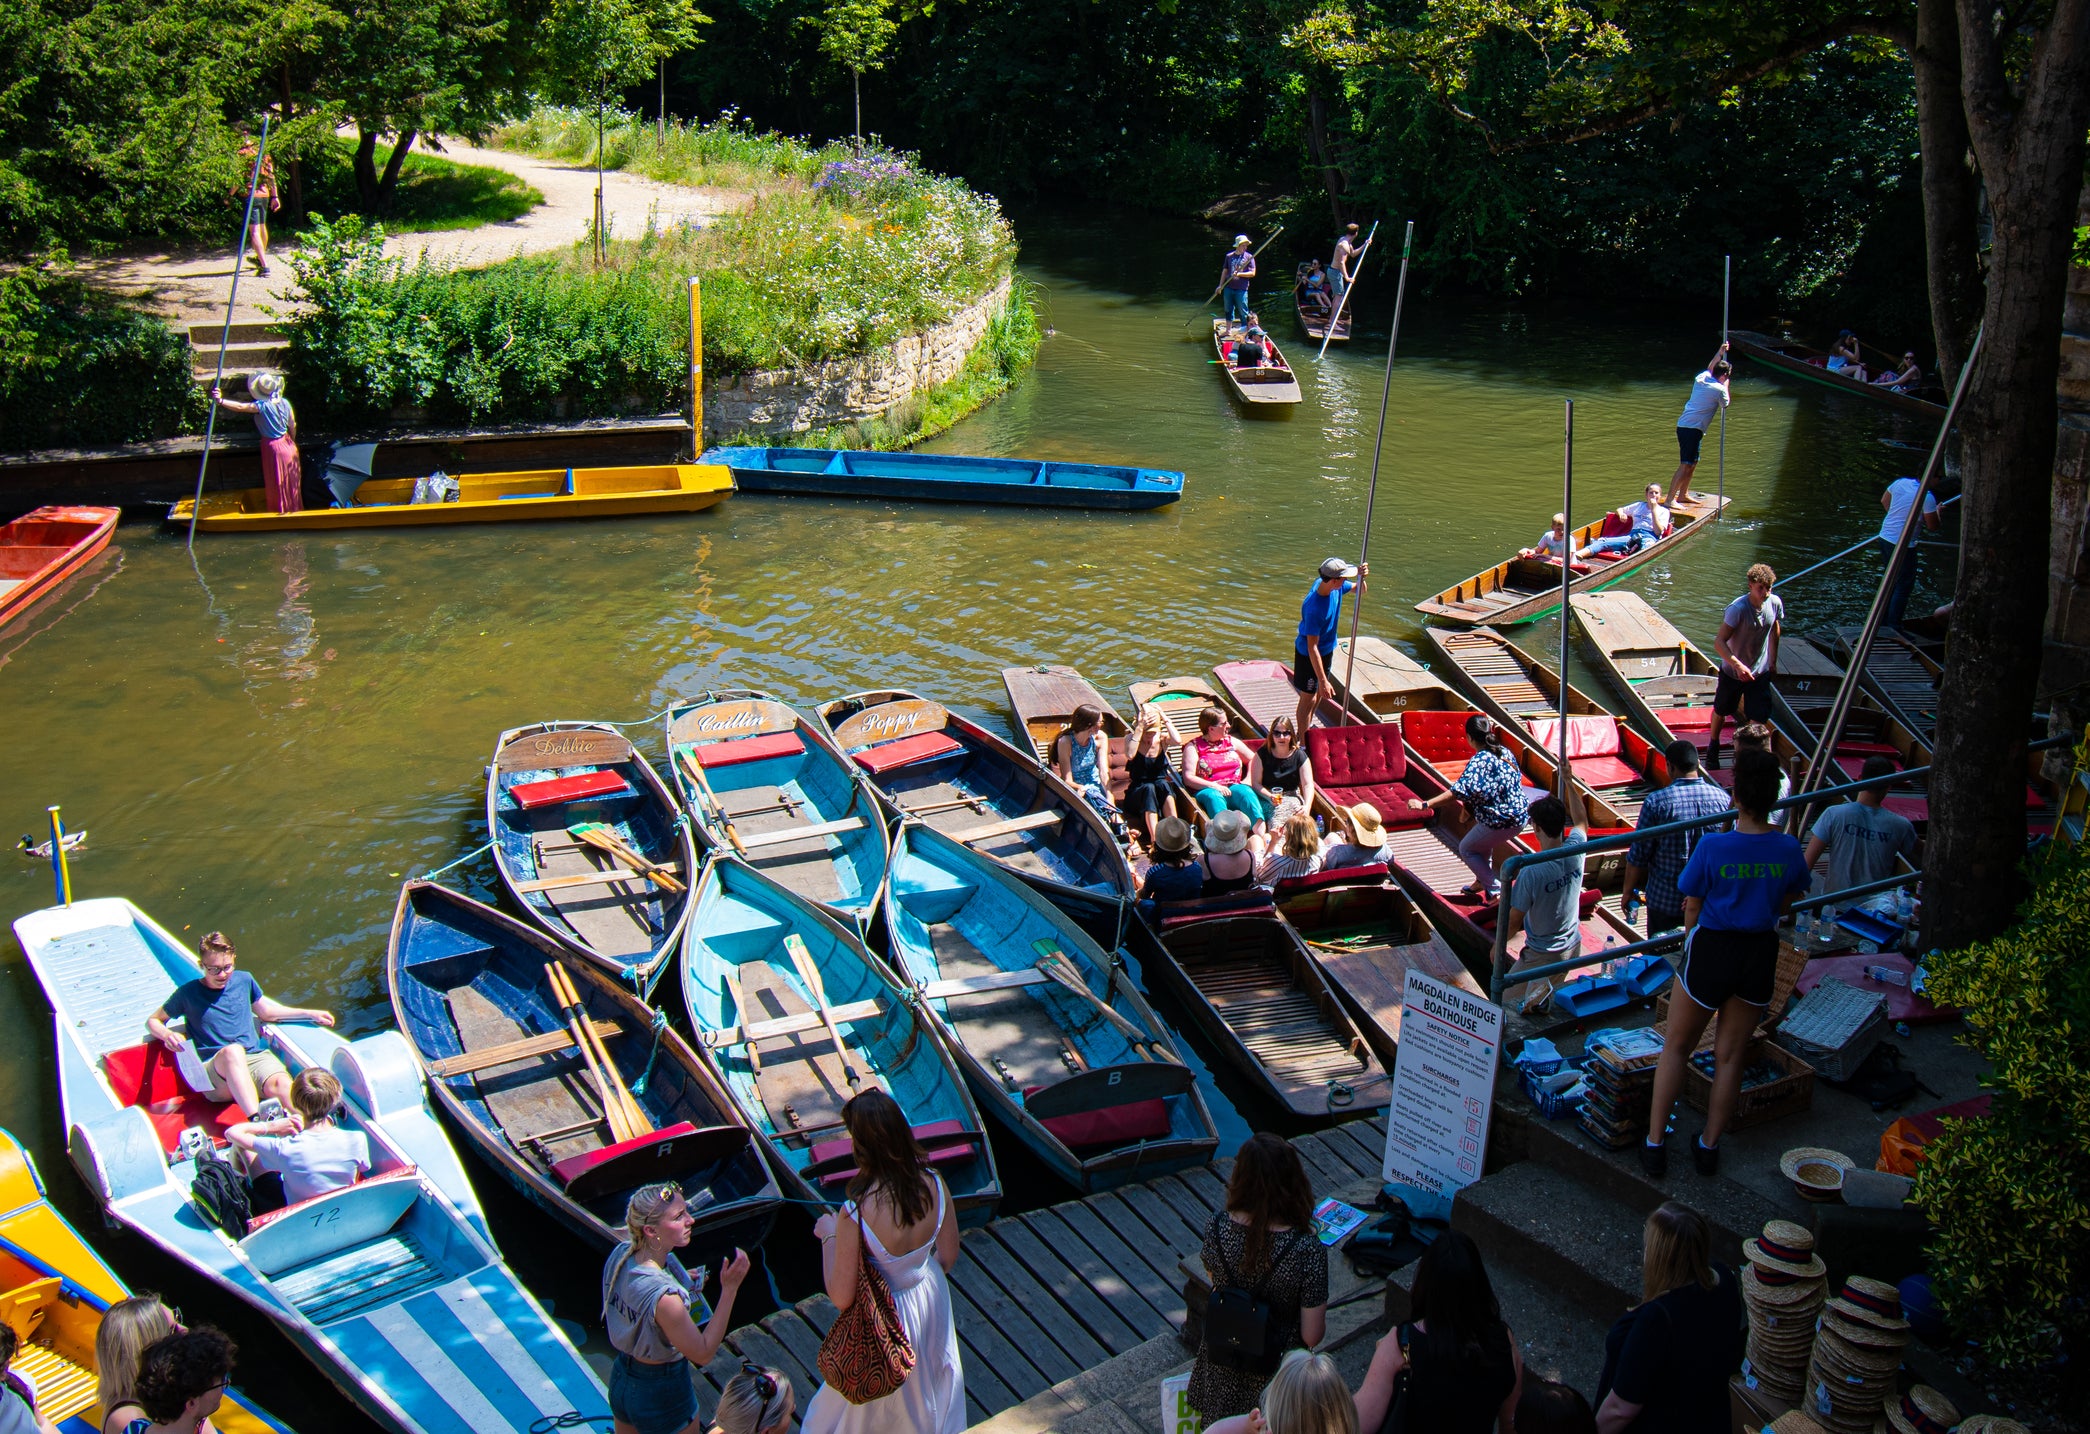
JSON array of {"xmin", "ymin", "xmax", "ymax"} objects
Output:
[{"xmin": 1319, "ymin": 557, "xmax": 1358, "ymax": 580}]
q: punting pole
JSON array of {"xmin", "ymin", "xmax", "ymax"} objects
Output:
[
  {"xmin": 1184, "ymin": 226, "xmax": 1285, "ymax": 329},
  {"xmin": 1796, "ymin": 323, "xmax": 1984, "ymax": 829},
  {"xmin": 1316, "ymin": 219, "xmax": 1379, "ymax": 362},
  {"xmin": 1339, "ymin": 221, "xmax": 1416, "ymax": 723},
  {"xmin": 1558, "ymin": 400, "xmax": 1574, "ymax": 791},
  {"xmin": 46, "ymin": 806, "xmax": 72, "ymax": 907},
  {"xmin": 1716, "ymin": 255, "xmax": 1729, "ymax": 520},
  {"xmin": 186, "ymin": 113, "xmax": 273, "ymax": 552},
  {"xmin": 688, "ymin": 278, "xmax": 703, "ymax": 460},
  {"xmin": 1781, "ymin": 495, "xmax": 1962, "ymax": 588}
]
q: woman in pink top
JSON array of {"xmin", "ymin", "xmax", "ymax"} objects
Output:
[{"xmin": 1182, "ymin": 707, "xmax": 1269, "ymax": 829}]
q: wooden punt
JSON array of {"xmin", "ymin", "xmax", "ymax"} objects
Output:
[
  {"xmin": 703, "ymin": 447, "xmax": 1184, "ymax": 510},
  {"xmin": 388, "ymin": 881, "xmax": 781, "ymax": 1255},
  {"xmin": 1727, "ymin": 329, "xmax": 1946, "ymax": 417},
  {"xmin": 1275, "ymin": 878, "xmax": 1482, "ymax": 1072},
  {"xmin": 1212, "ymin": 319, "xmax": 1303, "ymax": 405},
  {"xmin": 1325, "ymin": 636, "xmax": 1466, "ymax": 721},
  {"xmin": 1148, "ymin": 914, "xmax": 1385, "ymax": 1119},
  {"xmin": 814, "ymin": 689, "xmax": 1136, "ymax": 906},
  {"xmin": 0, "ymin": 1126, "xmax": 290, "ymax": 1434},
  {"xmin": 486, "ymin": 721, "xmax": 696, "ymax": 994},
  {"xmin": 682, "ymin": 856, "xmax": 1002, "ymax": 1227},
  {"xmin": 884, "ymin": 821, "xmax": 1218, "ymax": 1191},
  {"xmin": 1293, "ymin": 264, "xmax": 1350, "ymax": 344},
  {"xmin": 1414, "ymin": 494, "xmax": 1730, "ymax": 627},
  {"xmin": 1823, "ymin": 626, "xmax": 1941, "ymax": 743},
  {"xmin": 1209, "ymin": 657, "xmax": 1347, "ymax": 734},
  {"xmin": 663, "ymin": 692, "xmax": 889, "ymax": 932},
  {"xmin": 0, "ymin": 506, "xmax": 118, "ymax": 634},
  {"xmin": 1127, "ymin": 674, "xmax": 1259, "ymax": 758},
  {"xmin": 1762, "ymin": 642, "xmax": 1935, "ymax": 825},
  {"xmin": 172, "ymin": 463, "xmax": 733, "ymax": 530},
  {"xmin": 1001, "ymin": 664, "xmax": 1131, "ymax": 803}
]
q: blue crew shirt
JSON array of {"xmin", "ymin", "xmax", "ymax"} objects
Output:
[
  {"xmin": 1676, "ymin": 831, "xmax": 1810, "ymax": 932},
  {"xmin": 162, "ymin": 971, "xmax": 266, "ymax": 1057},
  {"xmin": 1296, "ymin": 579, "xmax": 1356, "ymax": 657}
]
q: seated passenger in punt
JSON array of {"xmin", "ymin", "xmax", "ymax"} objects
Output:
[
  {"xmin": 1300, "ymin": 261, "xmax": 1331, "ymax": 310},
  {"xmin": 1255, "ymin": 811, "xmax": 1326, "ymax": 886},
  {"xmin": 1054, "ymin": 703, "xmax": 1128, "ymax": 840},
  {"xmin": 1235, "ymin": 320, "xmax": 1272, "ymax": 369},
  {"xmin": 1253, "ymin": 716, "xmax": 1315, "ymax": 826},
  {"xmin": 1321, "ymin": 801, "xmax": 1391, "ymax": 870},
  {"xmin": 1182, "ymin": 708, "xmax": 1269, "ymax": 831},
  {"xmin": 1826, "ymin": 329, "xmax": 1870, "ymax": 381},
  {"xmin": 145, "ymin": 931, "xmax": 333, "ymax": 1118},
  {"xmin": 1140, "ymin": 817, "xmax": 1207, "ymax": 902},
  {"xmin": 225, "ymin": 1068, "xmax": 370, "ymax": 1213},
  {"xmin": 1121, "ymin": 705, "xmax": 1187, "ymax": 856},
  {"xmin": 1518, "ymin": 514, "xmax": 1570, "ymax": 561},
  {"xmin": 1201, "ymin": 811, "xmax": 1259, "ymax": 896},
  {"xmin": 1576, "ymin": 485, "xmax": 1673, "ymax": 561},
  {"xmin": 1873, "ymin": 352, "xmax": 1922, "ymax": 390}
]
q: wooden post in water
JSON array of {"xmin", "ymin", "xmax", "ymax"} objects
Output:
[
  {"xmin": 1716, "ymin": 255, "xmax": 1730, "ymax": 520},
  {"xmin": 186, "ymin": 113, "xmax": 273, "ymax": 552},
  {"xmin": 46, "ymin": 806, "xmax": 71, "ymax": 907},
  {"xmin": 1559, "ymin": 401, "xmax": 1574, "ymax": 792},
  {"xmin": 688, "ymin": 278, "xmax": 703, "ymax": 461},
  {"xmin": 1339, "ymin": 221, "xmax": 1415, "ymax": 722}
]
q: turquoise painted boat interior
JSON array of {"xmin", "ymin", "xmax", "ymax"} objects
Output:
[
  {"xmin": 707, "ymin": 447, "xmax": 1183, "ymax": 496},
  {"xmin": 682, "ymin": 857, "xmax": 1000, "ymax": 1220}
]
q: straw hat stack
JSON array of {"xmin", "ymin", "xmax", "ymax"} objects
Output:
[
  {"xmin": 1740, "ymin": 1220, "xmax": 1828, "ymax": 1401},
  {"xmin": 1873, "ymin": 1385, "xmax": 1959, "ymax": 1434},
  {"xmin": 1958, "ymin": 1418, "xmax": 2031, "ymax": 1434},
  {"xmin": 1804, "ymin": 1276, "xmax": 1912, "ymax": 1433}
]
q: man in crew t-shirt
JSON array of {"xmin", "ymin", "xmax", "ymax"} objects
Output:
[
  {"xmin": 1291, "ymin": 555, "xmax": 1367, "ymax": 734},
  {"xmin": 1707, "ymin": 563, "xmax": 1782, "ymax": 769},
  {"xmin": 146, "ymin": 931, "xmax": 334, "ymax": 1117},
  {"xmin": 1804, "ymin": 755, "xmax": 1920, "ymax": 894}
]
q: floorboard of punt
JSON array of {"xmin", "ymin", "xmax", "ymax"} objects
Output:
[{"xmin": 694, "ymin": 1115, "xmax": 1391, "ymax": 1428}]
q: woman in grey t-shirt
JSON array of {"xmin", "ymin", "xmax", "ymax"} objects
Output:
[{"xmin": 602, "ymin": 1183, "xmax": 750, "ymax": 1434}]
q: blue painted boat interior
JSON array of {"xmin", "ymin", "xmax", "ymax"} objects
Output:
[
  {"xmin": 665, "ymin": 702, "xmax": 887, "ymax": 927},
  {"xmin": 708, "ymin": 447, "xmax": 1178, "ymax": 495},
  {"xmin": 682, "ymin": 859, "xmax": 999, "ymax": 1218},
  {"xmin": 392, "ymin": 886, "xmax": 777, "ymax": 1232}
]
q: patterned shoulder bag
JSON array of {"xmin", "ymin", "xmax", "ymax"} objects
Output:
[{"xmin": 817, "ymin": 1207, "xmax": 918, "ymax": 1403}]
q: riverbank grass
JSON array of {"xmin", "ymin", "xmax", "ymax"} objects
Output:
[{"xmin": 298, "ymin": 138, "xmax": 545, "ymax": 234}]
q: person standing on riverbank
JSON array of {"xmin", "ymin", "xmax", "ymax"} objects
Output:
[
  {"xmin": 1331, "ymin": 223, "xmax": 1361, "ymax": 306},
  {"xmin": 1292, "ymin": 557, "xmax": 1366, "ymax": 733},
  {"xmin": 1706, "ymin": 563, "xmax": 1781, "ymax": 770},
  {"xmin": 1221, "ymin": 236, "xmax": 1257, "ymax": 324},
  {"xmin": 212, "ymin": 373, "xmax": 302, "ymax": 515},
  {"xmin": 1668, "ymin": 343, "xmax": 1731, "ymax": 507},
  {"xmin": 236, "ymin": 134, "xmax": 280, "ymax": 277},
  {"xmin": 1876, "ymin": 475, "xmax": 1941, "ymax": 630}
]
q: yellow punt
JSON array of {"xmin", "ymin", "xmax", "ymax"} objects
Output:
[
  {"xmin": 169, "ymin": 463, "xmax": 734, "ymax": 531},
  {"xmin": 0, "ymin": 1129, "xmax": 292, "ymax": 1433}
]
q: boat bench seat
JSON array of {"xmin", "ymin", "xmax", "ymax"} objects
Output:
[
  {"xmin": 240, "ymin": 1169, "xmax": 423, "ymax": 1278},
  {"xmin": 1023, "ymin": 1062, "xmax": 1194, "ymax": 1150},
  {"xmin": 688, "ymin": 732, "xmax": 806, "ymax": 768},
  {"xmin": 1477, "ymin": 889, "xmax": 1605, "ymax": 930},
  {"xmin": 510, "ymin": 771, "xmax": 632, "ymax": 809},
  {"xmin": 1323, "ymin": 781, "xmax": 1432, "ymax": 829},
  {"xmin": 101, "ymin": 1042, "xmax": 242, "ymax": 1153},
  {"xmin": 1272, "ymin": 862, "xmax": 1390, "ymax": 897},
  {"xmin": 1658, "ymin": 707, "xmax": 1720, "ymax": 739},
  {"xmin": 550, "ymin": 1123, "xmax": 751, "ymax": 1203},
  {"xmin": 1153, "ymin": 889, "xmax": 1276, "ymax": 928},
  {"xmin": 1523, "ymin": 715, "xmax": 1646, "ymax": 788},
  {"xmin": 853, "ymin": 732, "xmax": 965, "ymax": 773},
  {"xmin": 807, "ymin": 1121, "xmax": 983, "ymax": 1185},
  {"xmin": 1308, "ymin": 725, "xmax": 1433, "ymax": 829}
]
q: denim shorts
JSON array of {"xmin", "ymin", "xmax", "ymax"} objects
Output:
[{"xmin": 608, "ymin": 1354, "xmax": 696, "ymax": 1434}]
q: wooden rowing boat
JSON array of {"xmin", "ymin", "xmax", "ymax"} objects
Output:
[
  {"xmin": 1211, "ymin": 319, "xmax": 1303, "ymax": 406},
  {"xmin": 487, "ymin": 721, "xmax": 697, "ymax": 994},
  {"xmin": 1423, "ymin": 626, "xmax": 1609, "ymax": 736},
  {"xmin": 171, "ymin": 463, "xmax": 734, "ymax": 530},
  {"xmin": 0, "ymin": 1126, "xmax": 290, "ymax": 1434},
  {"xmin": 1293, "ymin": 264, "xmax": 1349, "ymax": 344},
  {"xmin": 1000, "ymin": 664, "xmax": 1131, "ymax": 804},
  {"xmin": 1325, "ymin": 636, "xmax": 1465, "ymax": 721},
  {"xmin": 1761, "ymin": 641, "xmax": 1934, "ymax": 824},
  {"xmin": 704, "ymin": 447, "xmax": 1185, "ymax": 509},
  {"xmin": 663, "ymin": 691, "xmax": 890, "ymax": 932},
  {"xmin": 1727, "ymin": 329, "xmax": 1946, "ymax": 418},
  {"xmin": 1275, "ymin": 879, "xmax": 1480, "ymax": 1072},
  {"xmin": 14, "ymin": 897, "xmax": 607, "ymax": 1434},
  {"xmin": 1147, "ymin": 914, "xmax": 1386, "ymax": 1119},
  {"xmin": 682, "ymin": 856, "xmax": 1002, "ymax": 1227},
  {"xmin": 885, "ymin": 821, "xmax": 1218, "ymax": 1192},
  {"xmin": 388, "ymin": 881, "xmax": 781, "ymax": 1255},
  {"xmin": 1822, "ymin": 626, "xmax": 1941, "ymax": 743},
  {"xmin": 813, "ymin": 689, "xmax": 1136, "ymax": 906},
  {"xmin": 1414, "ymin": 494, "xmax": 1730, "ymax": 627},
  {"xmin": 0, "ymin": 506, "xmax": 119, "ymax": 634},
  {"xmin": 1209, "ymin": 657, "xmax": 1346, "ymax": 734}
]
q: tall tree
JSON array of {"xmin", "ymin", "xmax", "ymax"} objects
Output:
[{"xmin": 819, "ymin": 0, "xmax": 898, "ymax": 144}]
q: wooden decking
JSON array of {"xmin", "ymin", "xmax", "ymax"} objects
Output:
[{"xmin": 692, "ymin": 1116, "xmax": 1391, "ymax": 1428}]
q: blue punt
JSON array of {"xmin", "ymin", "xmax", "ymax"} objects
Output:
[
  {"xmin": 703, "ymin": 446, "xmax": 1185, "ymax": 510},
  {"xmin": 883, "ymin": 821, "xmax": 1219, "ymax": 1193}
]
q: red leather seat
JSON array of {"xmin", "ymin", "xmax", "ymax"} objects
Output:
[
  {"xmin": 101, "ymin": 1043, "xmax": 242, "ymax": 1153},
  {"xmin": 510, "ymin": 771, "xmax": 632, "ymax": 809},
  {"xmin": 1570, "ymin": 755, "xmax": 1645, "ymax": 788},
  {"xmin": 852, "ymin": 732, "xmax": 964, "ymax": 772},
  {"xmin": 1309, "ymin": 723, "xmax": 1433, "ymax": 828},
  {"xmin": 690, "ymin": 732, "xmax": 806, "ymax": 767}
]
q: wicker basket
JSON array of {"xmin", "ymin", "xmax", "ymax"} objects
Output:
[{"xmin": 1684, "ymin": 1038, "xmax": 1815, "ymax": 1131}]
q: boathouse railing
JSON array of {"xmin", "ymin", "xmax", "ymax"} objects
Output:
[{"xmin": 1484, "ymin": 731, "xmax": 2078, "ymax": 1007}]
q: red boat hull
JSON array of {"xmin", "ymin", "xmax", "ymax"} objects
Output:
[{"xmin": 0, "ymin": 505, "xmax": 120, "ymax": 632}]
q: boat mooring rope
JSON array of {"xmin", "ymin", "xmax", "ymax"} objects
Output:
[
  {"xmin": 629, "ymin": 1009, "xmax": 671, "ymax": 1097},
  {"xmin": 420, "ymin": 842, "xmax": 494, "ymax": 881}
]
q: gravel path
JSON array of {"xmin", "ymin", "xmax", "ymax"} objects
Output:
[{"xmin": 75, "ymin": 136, "xmax": 746, "ymax": 330}]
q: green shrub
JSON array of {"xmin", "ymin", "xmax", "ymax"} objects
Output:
[
  {"xmin": 489, "ymin": 106, "xmax": 837, "ymax": 191},
  {"xmin": 1914, "ymin": 834, "xmax": 2090, "ymax": 1368},
  {"xmin": 0, "ymin": 263, "xmax": 206, "ymax": 450}
]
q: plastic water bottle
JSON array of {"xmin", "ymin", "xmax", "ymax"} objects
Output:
[
  {"xmin": 1819, "ymin": 904, "xmax": 1838, "ymax": 945},
  {"xmin": 1795, "ymin": 909, "xmax": 1814, "ymax": 941},
  {"xmin": 1864, "ymin": 964, "xmax": 1909, "ymax": 987},
  {"xmin": 1622, "ymin": 889, "xmax": 1642, "ymax": 923}
]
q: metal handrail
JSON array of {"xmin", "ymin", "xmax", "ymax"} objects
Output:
[{"xmin": 1483, "ymin": 730, "xmax": 2077, "ymax": 1004}]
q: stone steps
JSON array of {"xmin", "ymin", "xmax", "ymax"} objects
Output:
[{"xmin": 188, "ymin": 323, "xmax": 290, "ymax": 392}]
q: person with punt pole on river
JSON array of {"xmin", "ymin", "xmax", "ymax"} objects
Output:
[{"xmin": 1292, "ymin": 556, "xmax": 1367, "ymax": 734}]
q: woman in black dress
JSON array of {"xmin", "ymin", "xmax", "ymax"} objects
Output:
[
  {"xmin": 1187, "ymin": 1134, "xmax": 1329, "ymax": 1421},
  {"xmin": 1121, "ymin": 704, "xmax": 1185, "ymax": 854},
  {"xmin": 1353, "ymin": 1230, "xmax": 1521, "ymax": 1433}
]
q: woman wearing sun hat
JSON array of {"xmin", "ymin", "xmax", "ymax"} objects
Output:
[
  {"xmin": 1201, "ymin": 810, "xmax": 1258, "ymax": 896},
  {"xmin": 1139, "ymin": 817, "xmax": 1206, "ymax": 903}
]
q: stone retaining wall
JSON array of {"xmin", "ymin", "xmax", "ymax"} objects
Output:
[{"xmin": 705, "ymin": 275, "xmax": 1015, "ymax": 440}]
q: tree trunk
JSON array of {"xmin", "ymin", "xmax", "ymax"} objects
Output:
[
  {"xmin": 1925, "ymin": 0, "xmax": 2090, "ymax": 950},
  {"xmin": 375, "ymin": 130, "xmax": 418, "ymax": 213},
  {"xmin": 1307, "ymin": 86, "xmax": 1346, "ymax": 230},
  {"xmin": 854, "ymin": 69, "xmax": 862, "ymax": 147},
  {"xmin": 352, "ymin": 129, "xmax": 380, "ymax": 213},
  {"xmin": 1911, "ymin": 0, "xmax": 1984, "ymax": 384}
]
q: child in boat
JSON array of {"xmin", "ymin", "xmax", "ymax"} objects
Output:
[
  {"xmin": 1140, "ymin": 817, "xmax": 1206, "ymax": 902},
  {"xmin": 1519, "ymin": 514, "xmax": 1570, "ymax": 560},
  {"xmin": 225, "ymin": 1067, "xmax": 370, "ymax": 1210}
]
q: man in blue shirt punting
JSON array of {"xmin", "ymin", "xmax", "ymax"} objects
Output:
[{"xmin": 1292, "ymin": 555, "xmax": 1368, "ymax": 734}]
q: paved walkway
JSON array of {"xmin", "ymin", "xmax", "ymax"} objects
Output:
[{"xmin": 74, "ymin": 136, "xmax": 747, "ymax": 329}]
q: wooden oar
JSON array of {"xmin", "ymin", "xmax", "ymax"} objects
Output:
[
  {"xmin": 782, "ymin": 933, "xmax": 864, "ymax": 1091},
  {"xmin": 1032, "ymin": 943, "xmax": 1177, "ymax": 1063},
  {"xmin": 568, "ymin": 822, "xmax": 685, "ymax": 893},
  {"xmin": 723, "ymin": 968, "xmax": 761, "ymax": 1076},
  {"xmin": 558, "ymin": 963, "xmax": 650, "ymax": 1138},
  {"xmin": 1184, "ymin": 225, "xmax": 1284, "ymax": 328},
  {"xmin": 544, "ymin": 962, "xmax": 631, "ymax": 1142},
  {"xmin": 679, "ymin": 750, "xmax": 749, "ymax": 856}
]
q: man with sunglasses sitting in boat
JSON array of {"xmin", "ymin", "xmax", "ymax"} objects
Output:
[
  {"xmin": 1576, "ymin": 484, "xmax": 1673, "ymax": 561},
  {"xmin": 146, "ymin": 931, "xmax": 334, "ymax": 1118}
]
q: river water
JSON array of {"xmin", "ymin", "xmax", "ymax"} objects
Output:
[{"xmin": 0, "ymin": 207, "xmax": 1943, "ymax": 1422}]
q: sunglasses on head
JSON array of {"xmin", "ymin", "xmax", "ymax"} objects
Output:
[{"xmin": 742, "ymin": 1362, "xmax": 787, "ymax": 1421}]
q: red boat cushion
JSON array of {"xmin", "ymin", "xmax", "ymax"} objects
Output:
[
  {"xmin": 100, "ymin": 1043, "xmax": 242, "ymax": 1152},
  {"xmin": 853, "ymin": 732, "xmax": 964, "ymax": 773},
  {"xmin": 690, "ymin": 732, "xmax": 805, "ymax": 768},
  {"xmin": 1155, "ymin": 889, "xmax": 1276, "ymax": 928},
  {"xmin": 1025, "ymin": 1094, "xmax": 1171, "ymax": 1149},
  {"xmin": 1323, "ymin": 781, "xmax": 1433, "ymax": 828},
  {"xmin": 510, "ymin": 771, "xmax": 632, "ymax": 809},
  {"xmin": 1570, "ymin": 755, "xmax": 1645, "ymax": 789},
  {"xmin": 1273, "ymin": 862, "xmax": 1390, "ymax": 896},
  {"xmin": 1309, "ymin": 722, "xmax": 1406, "ymax": 785},
  {"xmin": 550, "ymin": 1122, "xmax": 698, "ymax": 1186},
  {"xmin": 1833, "ymin": 740, "xmax": 1901, "ymax": 758},
  {"xmin": 809, "ymin": 1122, "xmax": 984, "ymax": 1185},
  {"xmin": 1534, "ymin": 556, "xmax": 1596, "ymax": 575},
  {"xmin": 1402, "ymin": 711, "xmax": 1473, "ymax": 771},
  {"xmin": 1526, "ymin": 715, "xmax": 1620, "ymax": 760},
  {"xmin": 1661, "ymin": 706, "xmax": 1719, "ymax": 734},
  {"xmin": 1599, "ymin": 512, "xmax": 1631, "ymax": 538}
]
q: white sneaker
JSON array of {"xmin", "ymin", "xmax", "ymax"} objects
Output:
[{"xmin": 254, "ymin": 1098, "xmax": 288, "ymax": 1123}]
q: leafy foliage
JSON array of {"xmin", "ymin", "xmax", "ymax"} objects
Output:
[
  {"xmin": 0, "ymin": 264, "xmax": 207, "ymax": 450},
  {"xmin": 1914, "ymin": 837, "xmax": 2090, "ymax": 1368}
]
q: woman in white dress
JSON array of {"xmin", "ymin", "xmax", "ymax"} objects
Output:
[{"xmin": 803, "ymin": 1090, "xmax": 964, "ymax": 1434}]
